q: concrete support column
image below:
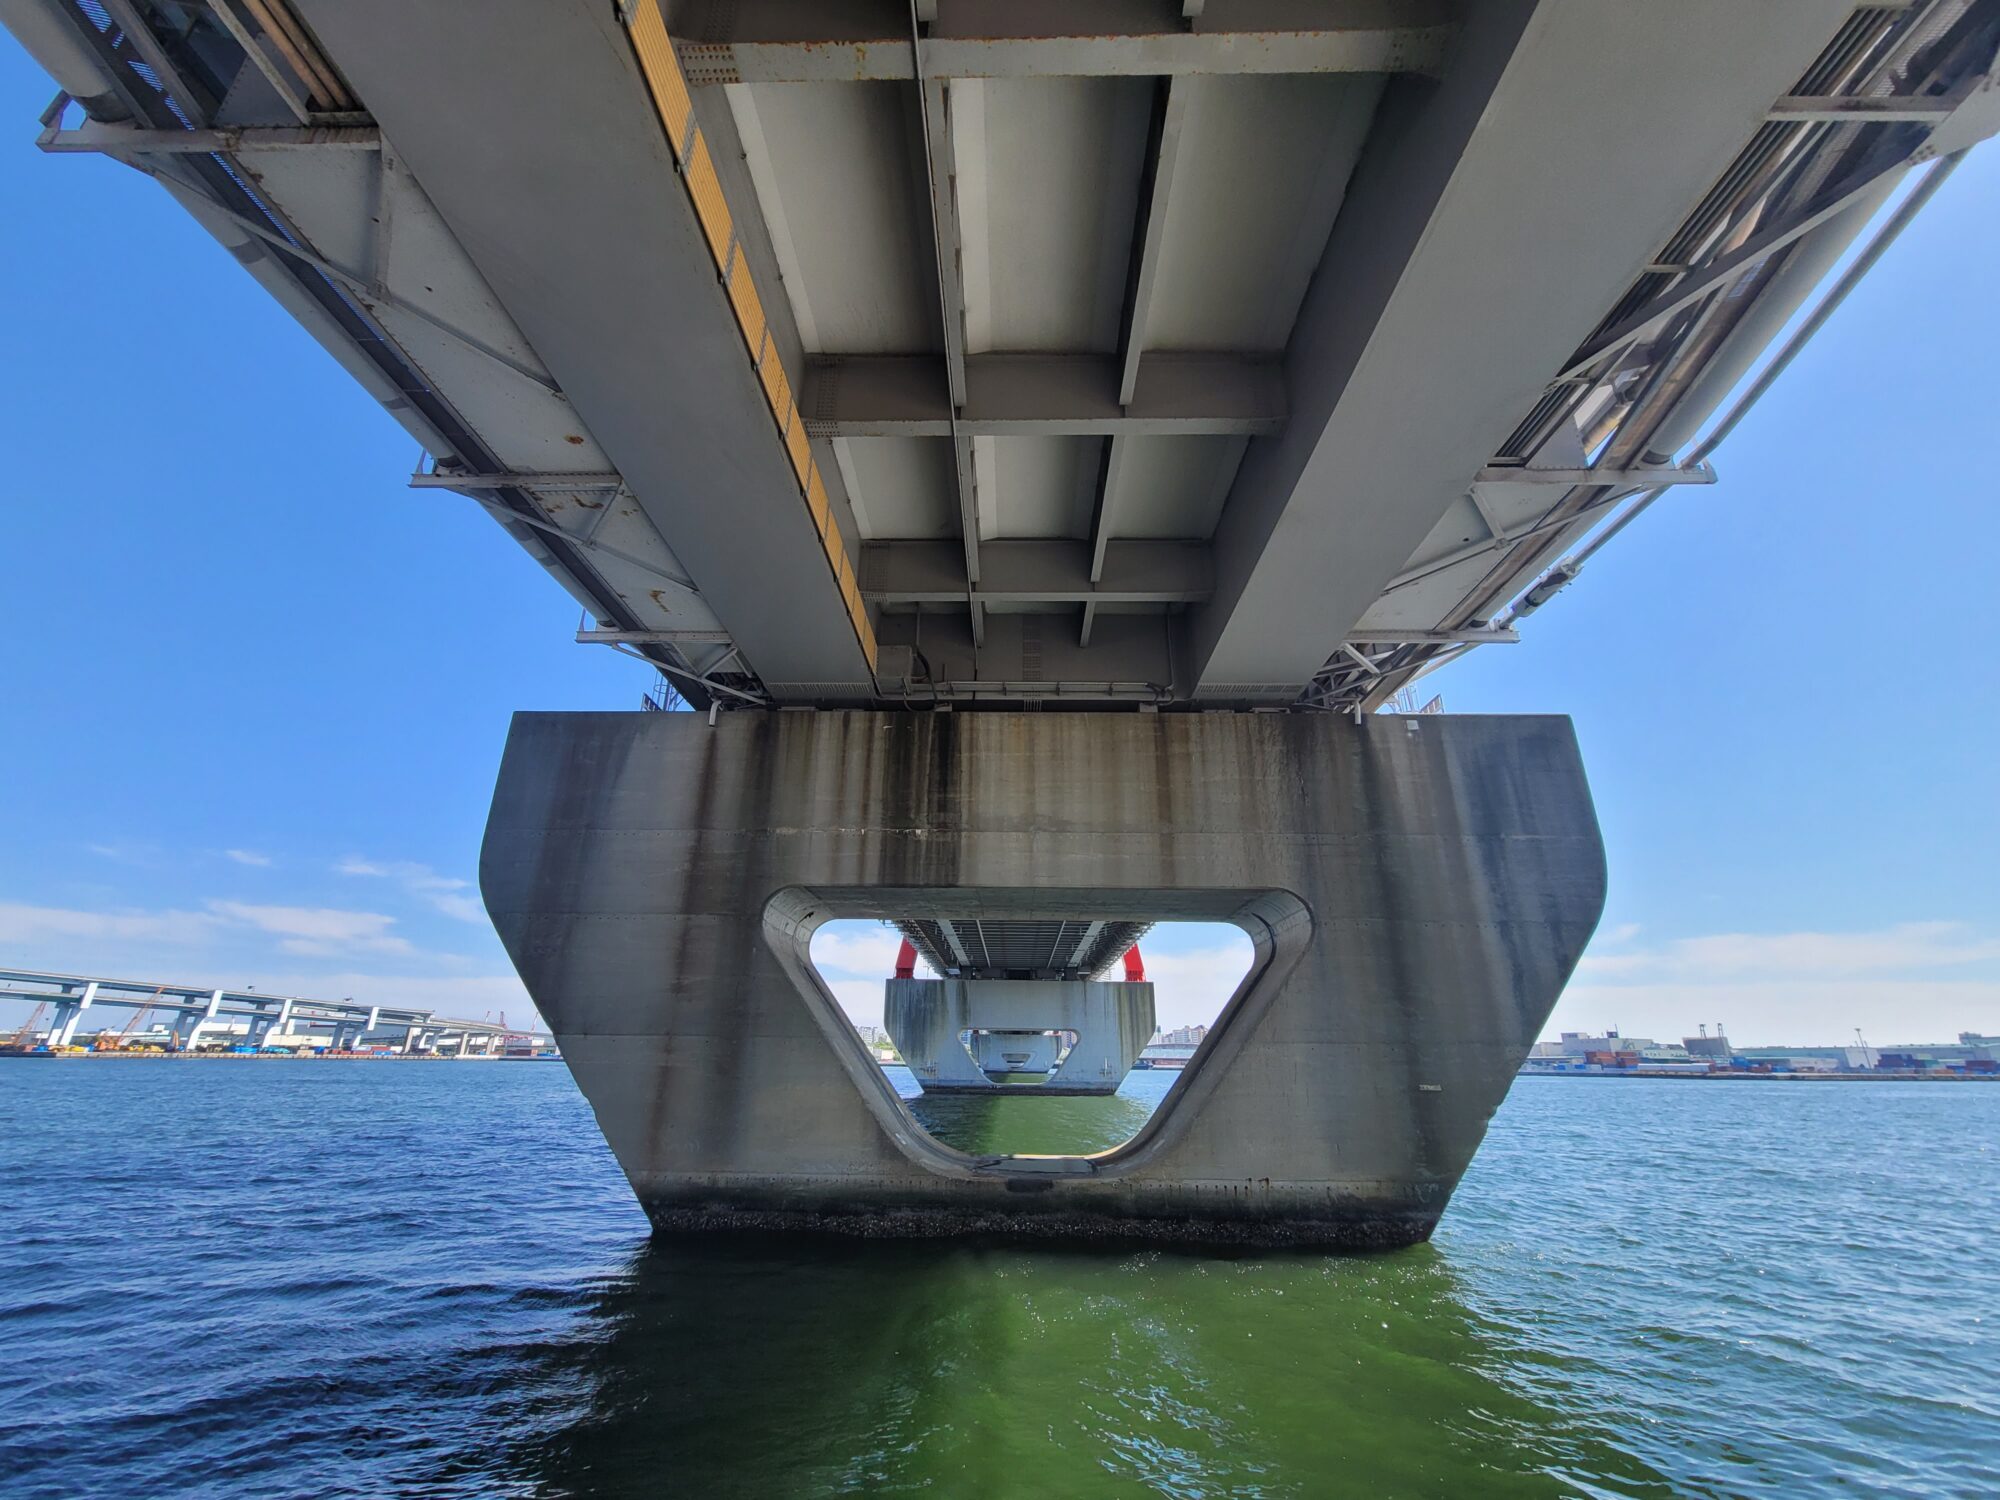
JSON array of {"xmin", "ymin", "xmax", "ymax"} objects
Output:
[
  {"xmin": 49, "ymin": 983, "xmax": 96, "ymax": 1047},
  {"xmin": 887, "ymin": 978, "xmax": 1155, "ymax": 1096},
  {"xmin": 481, "ymin": 710, "xmax": 1604, "ymax": 1248},
  {"xmin": 250, "ymin": 999, "xmax": 293, "ymax": 1050},
  {"xmin": 182, "ymin": 990, "xmax": 224, "ymax": 1051}
]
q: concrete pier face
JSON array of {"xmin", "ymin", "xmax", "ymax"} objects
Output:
[
  {"xmin": 886, "ymin": 978, "xmax": 1156, "ymax": 1095},
  {"xmin": 481, "ymin": 711, "xmax": 1605, "ymax": 1248}
]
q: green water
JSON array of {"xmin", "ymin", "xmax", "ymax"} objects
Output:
[
  {"xmin": 520, "ymin": 1233, "xmax": 1643, "ymax": 1498},
  {"xmin": 905, "ymin": 1068, "xmax": 1163, "ymax": 1155},
  {"xmin": 3, "ymin": 1065, "xmax": 1993, "ymax": 1497}
]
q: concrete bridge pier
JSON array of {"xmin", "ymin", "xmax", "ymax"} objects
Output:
[
  {"xmin": 328, "ymin": 1009, "xmax": 380, "ymax": 1052},
  {"xmin": 481, "ymin": 709, "xmax": 1605, "ymax": 1248},
  {"xmin": 47, "ymin": 983, "xmax": 97, "ymax": 1047},
  {"xmin": 246, "ymin": 999, "xmax": 294, "ymax": 1051},
  {"xmin": 177, "ymin": 991, "xmax": 224, "ymax": 1051},
  {"xmin": 887, "ymin": 978, "xmax": 1155, "ymax": 1096}
]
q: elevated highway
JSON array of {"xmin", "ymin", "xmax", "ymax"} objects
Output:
[
  {"xmin": 0, "ymin": 967, "xmax": 537, "ymax": 1054},
  {"xmin": 9, "ymin": 0, "xmax": 1996, "ymax": 1243}
]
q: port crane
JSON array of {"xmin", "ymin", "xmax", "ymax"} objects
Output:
[
  {"xmin": 95, "ymin": 989, "xmax": 165, "ymax": 1052},
  {"xmin": 6, "ymin": 1003, "xmax": 49, "ymax": 1051}
]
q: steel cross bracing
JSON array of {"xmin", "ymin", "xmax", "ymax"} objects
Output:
[
  {"xmin": 9, "ymin": 0, "xmax": 1999, "ymax": 710},
  {"xmin": 16, "ymin": 0, "xmax": 756, "ymax": 708},
  {"xmin": 1314, "ymin": 0, "xmax": 2000, "ymax": 713}
]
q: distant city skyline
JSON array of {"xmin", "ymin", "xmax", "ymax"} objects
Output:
[{"xmin": 1, "ymin": 36, "xmax": 1995, "ymax": 1051}]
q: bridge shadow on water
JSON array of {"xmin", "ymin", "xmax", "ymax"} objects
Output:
[{"xmin": 436, "ymin": 1226, "xmax": 1674, "ymax": 1500}]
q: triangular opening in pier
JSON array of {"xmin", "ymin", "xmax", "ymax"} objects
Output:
[{"xmin": 810, "ymin": 917, "xmax": 1252, "ymax": 1160}]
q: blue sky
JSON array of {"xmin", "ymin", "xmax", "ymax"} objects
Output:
[{"xmin": 2, "ymin": 35, "xmax": 1995, "ymax": 1047}]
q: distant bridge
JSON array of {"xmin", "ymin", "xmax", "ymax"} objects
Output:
[{"xmin": 0, "ymin": 967, "xmax": 548, "ymax": 1056}]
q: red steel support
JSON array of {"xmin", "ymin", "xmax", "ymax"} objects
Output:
[
  {"xmin": 894, "ymin": 938, "xmax": 917, "ymax": 979},
  {"xmin": 1124, "ymin": 945, "xmax": 1145, "ymax": 982}
]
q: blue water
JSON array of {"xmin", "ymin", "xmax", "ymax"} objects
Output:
[{"xmin": 1, "ymin": 1062, "xmax": 1993, "ymax": 1497}]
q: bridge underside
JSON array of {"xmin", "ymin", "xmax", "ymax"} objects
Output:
[
  {"xmin": 480, "ymin": 709, "xmax": 1605, "ymax": 1247},
  {"xmin": 13, "ymin": 0, "xmax": 1994, "ymax": 711},
  {"xmin": 896, "ymin": 918, "xmax": 1148, "ymax": 983}
]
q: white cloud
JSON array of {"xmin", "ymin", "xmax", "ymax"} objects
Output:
[
  {"xmin": 84, "ymin": 841, "xmax": 162, "ymax": 866},
  {"xmin": 205, "ymin": 901, "xmax": 414, "ymax": 956},
  {"xmin": 1141, "ymin": 942, "xmax": 1255, "ymax": 1029},
  {"xmin": 0, "ymin": 898, "xmax": 437, "ymax": 992},
  {"xmin": 813, "ymin": 923, "xmax": 920, "ymax": 980},
  {"xmin": 0, "ymin": 900, "xmax": 218, "ymax": 945},
  {"xmin": 224, "ymin": 849, "xmax": 272, "ymax": 867},
  {"xmin": 824, "ymin": 976, "xmax": 888, "ymax": 1029},
  {"xmin": 1577, "ymin": 921, "xmax": 2000, "ymax": 980},
  {"xmin": 1551, "ymin": 979, "xmax": 2000, "ymax": 1052},
  {"xmin": 335, "ymin": 856, "xmax": 485, "ymax": 924},
  {"xmin": 1557, "ymin": 920, "xmax": 2000, "ymax": 1046},
  {"xmin": 426, "ymin": 891, "xmax": 487, "ymax": 924},
  {"xmin": 811, "ymin": 924, "xmax": 929, "ymax": 1027},
  {"xmin": 235, "ymin": 969, "xmax": 538, "ymax": 1027}
]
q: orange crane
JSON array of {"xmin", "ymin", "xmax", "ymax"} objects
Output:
[
  {"xmin": 95, "ymin": 990, "xmax": 164, "ymax": 1052},
  {"xmin": 5, "ymin": 1003, "xmax": 49, "ymax": 1051}
]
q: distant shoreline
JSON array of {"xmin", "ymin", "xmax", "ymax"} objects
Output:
[
  {"xmin": 1519, "ymin": 1070, "xmax": 1996, "ymax": 1082},
  {"xmin": 0, "ymin": 1050, "xmax": 557, "ymax": 1062}
]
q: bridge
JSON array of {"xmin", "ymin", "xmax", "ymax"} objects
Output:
[
  {"xmin": 8, "ymin": 0, "xmax": 1996, "ymax": 1244},
  {"xmin": 0, "ymin": 967, "xmax": 544, "ymax": 1056}
]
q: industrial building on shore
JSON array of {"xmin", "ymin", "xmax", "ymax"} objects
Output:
[{"xmin": 1523, "ymin": 1028, "xmax": 2000, "ymax": 1078}]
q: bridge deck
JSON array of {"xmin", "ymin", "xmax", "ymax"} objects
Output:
[
  {"xmin": 11, "ymin": 0, "xmax": 1998, "ymax": 707},
  {"xmin": 896, "ymin": 918, "xmax": 1150, "ymax": 982}
]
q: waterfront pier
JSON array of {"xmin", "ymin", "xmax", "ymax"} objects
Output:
[{"xmin": 10, "ymin": 0, "xmax": 1996, "ymax": 1242}]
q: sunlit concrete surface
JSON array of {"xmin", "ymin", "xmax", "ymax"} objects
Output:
[{"xmin": 481, "ymin": 710, "xmax": 1605, "ymax": 1246}]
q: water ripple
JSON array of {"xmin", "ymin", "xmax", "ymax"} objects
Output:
[{"xmin": 0, "ymin": 1065, "xmax": 1993, "ymax": 1497}]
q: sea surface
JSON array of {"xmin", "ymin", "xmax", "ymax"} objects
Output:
[{"xmin": 1, "ymin": 1062, "xmax": 1993, "ymax": 1498}]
